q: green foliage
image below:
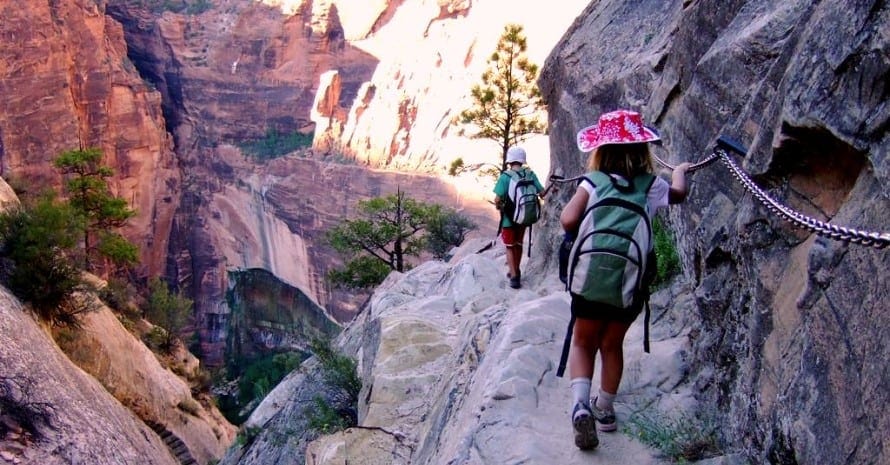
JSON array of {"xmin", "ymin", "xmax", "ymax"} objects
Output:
[
  {"xmin": 305, "ymin": 396, "xmax": 349, "ymax": 435},
  {"xmin": 143, "ymin": 277, "xmax": 193, "ymax": 352},
  {"xmin": 448, "ymin": 158, "xmax": 465, "ymax": 176},
  {"xmin": 309, "ymin": 337, "xmax": 361, "ymax": 403},
  {"xmin": 98, "ymin": 277, "xmax": 142, "ymax": 323},
  {"xmin": 96, "ymin": 231, "xmax": 139, "ymax": 267},
  {"xmin": 54, "ymin": 148, "xmax": 138, "ymax": 272},
  {"xmin": 142, "ymin": 326, "xmax": 169, "ymax": 352},
  {"xmin": 623, "ymin": 410, "xmax": 722, "ymax": 462},
  {"xmin": 326, "ymin": 255, "xmax": 392, "ymax": 290},
  {"xmin": 234, "ymin": 426, "xmax": 262, "ymax": 447},
  {"xmin": 304, "ymin": 337, "xmax": 360, "ymax": 435},
  {"xmin": 425, "ymin": 209, "xmax": 477, "ymax": 259},
  {"xmin": 129, "ymin": 0, "xmax": 213, "ymax": 14},
  {"xmin": 239, "ymin": 128, "xmax": 313, "ymax": 160},
  {"xmin": 652, "ymin": 215, "xmax": 681, "ymax": 288},
  {"xmin": 0, "ymin": 194, "xmax": 91, "ymax": 326},
  {"xmin": 326, "ymin": 191, "xmax": 475, "ymax": 288},
  {"xmin": 237, "ymin": 352, "xmax": 304, "ymax": 405},
  {"xmin": 216, "ymin": 351, "xmax": 307, "ymax": 425},
  {"xmin": 459, "ymin": 24, "xmax": 545, "ymax": 169},
  {"xmin": 177, "ymin": 398, "xmax": 201, "ymax": 416}
]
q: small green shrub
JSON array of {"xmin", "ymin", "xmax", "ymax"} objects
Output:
[
  {"xmin": 623, "ymin": 409, "xmax": 722, "ymax": 462},
  {"xmin": 0, "ymin": 195, "xmax": 91, "ymax": 326},
  {"xmin": 652, "ymin": 215, "xmax": 681, "ymax": 288},
  {"xmin": 326, "ymin": 255, "xmax": 392, "ymax": 290},
  {"xmin": 142, "ymin": 326, "xmax": 168, "ymax": 351},
  {"xmin": 234, "ymin": 426, "xmax": 262, "ymax": 447},
  {"xmin": 177, "ymin": 398, "xmax": 202, "ymax": 416},
  {"xmin": 238, "ymin": 128, "xmax": 313, "ymax": 160},
  {"xmin": 309, "ymin": 337, "xmax": 361, "ymax": 403},
  {"xmin": 99, "ymin": 278, "xmax": 142, "ymax": 320},
  {"xmin": 132, "ymin": 0, "xmax": 213, "ymax": 14},
  {"xmin": 304, "ymin": 337, "xmax": 360, "ymax": 434},
  {"xmin": 237, "ymin": 352, "xmax": 304, "ymax": 405},
  {"xmin": 305, "ymin": 395, "xmax": 349, "ymax": 434},
  {"xmin": 425, "ymin": 208, "xmax": 477, "ymax": 259},
  {"xmin": 143, "ymin": 277, "xmax": 193, "ymax": 353}
]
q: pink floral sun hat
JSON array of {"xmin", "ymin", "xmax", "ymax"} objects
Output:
[{"xmin": 576, "ymin": 109, "xmax": 661, "ymax": 153}]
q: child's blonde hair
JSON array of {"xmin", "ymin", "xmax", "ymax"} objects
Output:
[{"xmin": 588, "ymin": 143, "xmax": 655, "ymax": 177}]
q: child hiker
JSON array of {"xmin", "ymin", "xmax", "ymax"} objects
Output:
[
  {"xmin": 493, "ymin": 145, "xmax": 547, "ymax": 289},
  {"xmin": 559, "ymin": 110, "xmax": 691, "ymax": 449}
]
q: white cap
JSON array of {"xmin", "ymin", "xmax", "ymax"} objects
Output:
[{"xmin": 506, "ymin": 146, "xmax": 527, "ymax": 164}]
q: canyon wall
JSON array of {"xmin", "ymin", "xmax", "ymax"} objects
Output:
[
  {"xmin": 101, "ymin": 0, "xmax": 583, "ymax": 364},
  {"xmin": 0, "ymin": 0, "xmax": 180, "ymax": 275}
]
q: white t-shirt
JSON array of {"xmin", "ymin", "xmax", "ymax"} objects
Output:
[{"xmin": 579, "ymin": 174, "xmax": 670, "ymax": 213}]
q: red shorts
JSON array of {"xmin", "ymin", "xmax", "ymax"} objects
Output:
[{"xmin": 501, "ymin": 226, "xmax": 526, "ymax": 247}]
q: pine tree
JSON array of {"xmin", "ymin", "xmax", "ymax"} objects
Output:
[
  {"xmin": 459, "ymin": 24, "xmax": 545, "ymax": 170},
  {"xmin": 53, "ymin": 149, "xmax": 138, "ymax": 273},
  {"xmin": 325, "ymin": 190, "xmax": 476, "ymax": 288}
]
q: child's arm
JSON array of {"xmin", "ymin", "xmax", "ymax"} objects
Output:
[
  {"xmin": 668, "ymin": 162, "xmax": 693, "ymax": 204},
  {"xmin": 560, "ymin": 189, "xmax": 589, "ymax": 233}
]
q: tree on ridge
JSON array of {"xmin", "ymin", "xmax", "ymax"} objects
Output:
[{"xmin": 456, "ymin": 23, "xmax": 545, "ymax": 173}]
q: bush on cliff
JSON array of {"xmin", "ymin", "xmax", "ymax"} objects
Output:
[
  {"xmin": 0, "ymin": 193, "xmax": 91, "ymax": 326},
  {"xmin": 326, "ymin": 190, "xmax": 476, "ymax": 288},
  {"xmin": 652, "ymin": 215, "xmax": 681, "ymax": 288},
  {"xmin": 304, "ymin": 337, "xmax": 361, "ymax": 434},
  {"xmin": 142, "ymin": 277, "xmax": 193, "ymax": 353}
]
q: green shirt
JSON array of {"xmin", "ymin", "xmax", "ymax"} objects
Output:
[{"xmin": 493, "ymin": 167, "xmax": 544, "ymax": 227}]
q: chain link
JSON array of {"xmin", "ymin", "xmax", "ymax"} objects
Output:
[
  {"xmin": 713, "ymin": 148, "xmax": 890, "ymax": 249},
  {"xmin": 548, "ymin": 147, "xmax": 889, "ymax": 249}
]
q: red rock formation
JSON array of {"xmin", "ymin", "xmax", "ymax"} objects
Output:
[{"xmin": 0, "ymin": 0, "xmax": 179, "ymax": 276}]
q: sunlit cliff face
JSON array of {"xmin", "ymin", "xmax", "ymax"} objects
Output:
[{"xmin": 255, "ymin": 0, "xmax": 307, "ymax": 15}]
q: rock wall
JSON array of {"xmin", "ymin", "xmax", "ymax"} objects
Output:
[
  {"xmin": 56, "ymin": 301, "xmax": 237, "ymax": 465},
  {"xmin": 167, "ymin": 144, "xmax": 496, "ymax": 364},
  {"xmin": 105, "ymin": 0, "xmax": 377, "ymax": 147},
  {"xmin": 537, "ymin": 1, "xmax": 889, "ymax": 464},
  {"xmin": 0, "ymin": 0, "xmax": 181, "ymax": 275},
  {"xmin": 0, "ymin": 286, "xmax": 180, "ymax": 465}
]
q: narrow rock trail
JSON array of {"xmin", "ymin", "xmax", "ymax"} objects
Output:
[{"xmin": 468, "ymin": 270, "xmax": 672, "ymax": 465}]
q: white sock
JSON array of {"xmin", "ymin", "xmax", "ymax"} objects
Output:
[
  {"xmin": 571, "ymin": 378, "xmax": 592, "ymax": 408},
  {"xmin": 595, "ymin": 388, "xmax": 617, "ymax": 411}
]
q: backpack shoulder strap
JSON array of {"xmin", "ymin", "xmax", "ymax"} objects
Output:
[
  {"xmin": 633, "ymin": 173, "xmax": 657, "ymax": 195},
  {"xmin": 587, "ymin": 170, "xmax": 609, "ymax": 187}
]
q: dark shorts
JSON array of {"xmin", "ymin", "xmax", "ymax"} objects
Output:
[
  {"xmin": 570, "ymin": 293, "xmax": 642, "ymax": 324},
  {"xmin": 501, "ymin": 225, "xmax": 526, "ymax": 247}
]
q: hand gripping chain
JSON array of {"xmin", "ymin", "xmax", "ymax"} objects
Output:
[{"xmin": 548, "ymin": 137, "xmax": 890, "ymax": 249}]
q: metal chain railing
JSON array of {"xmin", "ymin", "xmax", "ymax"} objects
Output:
[{"xmin": 548, "ymin": 137, "xmax": 890, "ymax": 249}]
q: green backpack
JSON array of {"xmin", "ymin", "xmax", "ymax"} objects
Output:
[
  {"xmin": 557, "ymin": 171, "xmax": 658, "ymax": 378},
  {"xmin": 567, "ymin": 171, "xmax": 656, "ymax": 307},
  {"xmin": 505, "ymin": 168, "xmax": 541, "ymax": 226}
]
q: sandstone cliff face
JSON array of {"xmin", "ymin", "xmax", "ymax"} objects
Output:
[
  {"xmin": 0, "ymin": 0, "xmax": 180, "ymax": 275},
  {"xmin": 168, "ymin": 144, "xmax": 496, "ymax": 364},
  {"xmin": 106, "ymin": 0, "xmax": 377, "ymax": 147},
  {"xmin": 103, "ymin": 0, "xmax": 385, "ymax": 364},
  {"xmin": 0, "ymin": 286, "xmax": 180, "ymax": 465},
  {"xmin": 311, "ymin": 0, "xmax": 590, "ymax": 174},
  {"xmin": 537, "ymin": 1, "xmax": 889, "ymax": 464},
  {"xmin": 57, "ymin": 301, "xmax": 237, "ymax": 465}
]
